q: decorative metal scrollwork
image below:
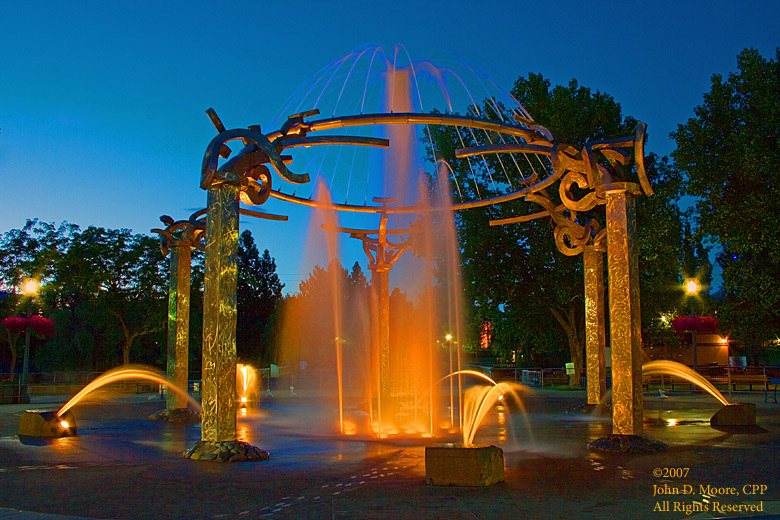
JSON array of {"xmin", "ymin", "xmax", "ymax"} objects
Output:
[
  {"xmin": 516, "ymin": 122, "xmax": 650, "ymax": 257},
  {"xmin": 151, "ymin": 209, "xmax": 206, "ymax": 256}
]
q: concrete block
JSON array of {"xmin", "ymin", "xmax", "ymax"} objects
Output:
[
  {"xmin": 425, "ymin": 444, "xmax": 503, "ymax": 486},
  {"xmin": 18, "ymin": 409, "xmax": 77, "ymax": 437},
  {"xmin": 711, "ymin": 403, "xmax": 755, "ymax": 427}
]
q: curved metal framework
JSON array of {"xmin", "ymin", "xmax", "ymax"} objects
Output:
[
  {"xmin": 151, "ymin": 210, "xmax": 206, "ymax": 413},
  {"xmin": 189, "ymin": 101, "xmax": 655, "ymax": 450}
]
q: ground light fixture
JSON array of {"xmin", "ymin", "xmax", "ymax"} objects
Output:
[{"xmin": 18, "ymin": 409, "xmax": 77, "ymax": 438}]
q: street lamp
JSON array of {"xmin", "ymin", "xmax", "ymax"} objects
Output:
[
  {"xmin": 20, "ymin": 278, "xmax": 40, "ymax": 402},
  {"xmin": 445, "ymin": 334, "xmax": 454, "ymax": 427},
  {"xmin": 683, "ymin": 278, "xmax": 701, "ymax": 371}
]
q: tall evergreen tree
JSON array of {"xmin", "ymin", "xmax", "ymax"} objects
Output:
[{"xmin": 237, "ymin": 230, "xmax": 284, "ymax": 364}]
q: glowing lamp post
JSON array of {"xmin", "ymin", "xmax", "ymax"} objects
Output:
[
  {"xmin": 683, "ymin": 278, "xmax": 701, "ymax": 371},
  {"xmin": 445, "ymin": 333, "xmax": 454, "ymax": 427},
  {"xmin": 20, "ymin": 278, "xmax": 40, "ymax": 402}
]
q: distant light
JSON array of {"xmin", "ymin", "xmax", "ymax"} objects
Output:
[
  {"xmin": 240, "ymin": 396, "xmax": 247, "ymax": 403},
  {"xmin": 720, "ymin": 337, "xmax": 728, "ymax": 345},
  {"xmin": 445, "ymin": 334, "xmax": 453, "ymax": 342},
  {"xmin": 239, "ymin": 408, "xmax": 247, "ymax": 417},
  {"xmin": 660, "ymin": 315, "xmax": 668, "ymax": 323},
  {"xmin": 498, "ymin": 394, "xmax": 504, "ymax": 401},
  {"xmin": 684, "ymin": 278, "xmax": 701, "ymax": 296},
  {"xmin": 21, "ymin": 278, "xmax": 40, "ymax": 296},
  {"xmin": 667, "ymin": 419, "xmax": 677, "ymax": 427},
  {"xmin": 59, "ymin": 420, "xmax": 69, "ymax": 429}
]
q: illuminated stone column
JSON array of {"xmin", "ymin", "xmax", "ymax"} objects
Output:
[
  {"xmin": 201, "ymin": 180, "xmax": 240, "ymax": 443},
  {"xmin": 167, "ymin": 245, "xmax": 191, "ymax": 410},
  {"xmin": 604, "ymin": 182, "xmax": 644, "ymax": 435},
  {"xmin": 583, "ymin": 245, "xmax": 606, "ymax": 406},
  {"xmin": 376, "ymin": 266, "xmax": 391, "ymax": 415},
  {"xmin": 368, "ymin": 262, "xmax": 392, "ymax": 430},
  {"xmin": 368, "ymin": 274, "xmax": 380, "ymax": 426}
]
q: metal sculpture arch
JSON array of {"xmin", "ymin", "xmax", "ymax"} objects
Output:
[{"xmin": 179, "ymin": 104, "xmax": 653, "ymax": 457}]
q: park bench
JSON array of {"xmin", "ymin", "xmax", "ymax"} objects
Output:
[
  {"xmin": 767, "ymin": 378, "xmax": 779, "ymax": 404},
  {"xmin": 727, "ymin": 368, "xmax": 780, "ymax": 403},
  {"xmin": 728, "ymin": 372, "xmax": 767, "ymax": 391},
  {"xmin": 705, "ymin": 374, "xmax": 730, "ymax": 387},
  {"xmin": 643, "ymin": 374, "xmax": 693, "ymax": 391}
]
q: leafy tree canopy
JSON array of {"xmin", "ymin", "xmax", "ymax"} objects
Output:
[{"xmin": 672, "ymin": 47, "xmax": 780, "ymax": 355}]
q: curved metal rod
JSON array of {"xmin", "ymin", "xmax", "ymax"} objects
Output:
[
  {"xmin": 201, "ymin": 128, "xmax": 309, "ymax": 189},
  {"xmin": 455, "ymin": 142, "xmax": 553, "ymax": 158},
  {"xmin": 268, "ymin": 181, "xmax": 552, "ymax": 214},
  {"xmin": 489, "ymin": 205, "xmax": 566, "ymax": 226},
  {"xmin": 265, "ymin": 112, "xmax": 548, "ymax": 143},
  {"xmin": 238, "ymin": 208, "xmax": 288, "ymax": 221},
  {"xmin": 321, "ymin": 223, "xmax": 412, "ymax": 235},
  {"xmin": 277, "ymin": 135, "xmax": 389, "ymax": 150},
  {"xmin": 634, "ymin": 122, "xmax": 653, "ymax": 196}
]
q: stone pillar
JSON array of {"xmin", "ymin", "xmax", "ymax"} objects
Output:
[
  {"xmin": 369, "ymin": 271, "xmax": 380, "ymax": 427},
  {"xmin": 377, "ymin": 266, "xmax": 391, "ymax": 416},
  {"xmin": 201, "ymin": 181, "xmax": 240, "ymax": 443},
  {"xmin": 583, "ymin": 245, "xmax": 606, "ymax": 406},
  {"xmin": 167, "ymin": 246, "xmax": 191, "ymax": 410},
  {"xmin": 369, "ymin": 263, "xmax": 392, "ymax": 430},
  {"xmin": 604, "ymin": 183, "xmax": 643, "ymax": 435}
]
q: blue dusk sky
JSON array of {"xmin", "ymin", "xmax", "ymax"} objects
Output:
[{"xmin": 1, "ymin": 1, "xmax": 778, "ymax": 292}]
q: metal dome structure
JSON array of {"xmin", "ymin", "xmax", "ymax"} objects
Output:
[{"xmin": 159, "ymin": 46, "xmax": 656, "ymax": 458}]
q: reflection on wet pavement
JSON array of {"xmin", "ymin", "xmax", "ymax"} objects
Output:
[{"xmin": 0, "ymin": 390, "xmax": 777, "ymax": 519}]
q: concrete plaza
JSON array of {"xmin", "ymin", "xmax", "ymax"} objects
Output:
[{"xmin": 0, "ymin": 386, "xmax": 778, "ymax": 519}]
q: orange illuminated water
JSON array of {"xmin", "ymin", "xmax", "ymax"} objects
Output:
[
  {"xmin": 57, "ymin": 365, "xmax": 200, "ymax": 417},
  {"xmin": 236, "ymin": 364, "xmax": 257, "ymax": 404},
  {"xmin": 275, "ymin": 46, "xmax": 524, "ymax": 439},
  {"xmin": 642, "ymin": 360, "xmax": 730, "ymax": 406},
  {"xmin": 441, "ymin": 370, "xmax": 528, "ymax": 446}
]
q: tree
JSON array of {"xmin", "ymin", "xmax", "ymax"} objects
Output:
[
  {"xmin": 672, "ymin": 47, "xmax": 780, "ymax": 361},
  {"xmin": 429, "ymin": 73, "xmax": 688, "ymax": 381},
  {"xmin": 348, "ymin": 261, "xmax": 369, "ymax": 291},
  {"xmin": 0, "ymin": 221, "xmax": 175, "ymax": 372},
  {"xmin": 237, "ymin": 230, "xmax": 284, "ymax": 364},
  {"xmin": 635, "ymin": 154, "xmax": 699, "ymax": 349},
  {"xmin": 279, "ymin": 260, "xmax": 349, "ymax": 380},
  {"xmin": 1, "ymin": 317, "xmax": 25, "ymax": 380},
  {"xmin": 0, "ymin": 219, "xmax": 76, "ymax": 290},
  {"xmin": 48, "ymin": 227, "xmax": 167, "ymax": 367}
]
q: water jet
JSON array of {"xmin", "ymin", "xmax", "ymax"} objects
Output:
[{"xmin": 426, "ymin": 371, "xmax": 525, "ymax": 486}]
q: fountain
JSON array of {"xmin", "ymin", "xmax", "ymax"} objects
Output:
[
  {"xmin": 642, "ymin": 360, "xmax": 729, "ymax": 406},
  {"xmin": 19, "ymin": 366, "xmax": 200, "ymax": 438},
  {"xmin": 426, "ymin": 370, "xmax": 525, "ymax": 486},
  {"xmin": 18, "ymin": 409, "xmax": 77, "ymax": 438},
  {"xmin": 273, "ymin": 48, "xmax": 485, "ymax": 439},
  {"xmin": 181, "ymin": 41, "xmax": 653, "ymax": 465},
  {"xmin": 641, "ymin": 360, "xmax": 756, "ymax": 429},
  {"xmin": 236, "ymin": 363, "xmax": 258, "ymax": 415}
]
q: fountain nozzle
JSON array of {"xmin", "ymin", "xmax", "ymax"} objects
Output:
[{"xmin": 19, "ymin": 410, "xmax": 77, "ymax": 438}]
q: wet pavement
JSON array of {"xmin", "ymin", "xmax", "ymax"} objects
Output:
[{"xmin": 0, "ymin": 389, "xmax": 778, "ymax": 519}]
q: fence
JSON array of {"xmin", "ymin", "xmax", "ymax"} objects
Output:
[
  {"xmin": 0, "ymin": 371, "xmax": 163, "ymax": 402},
  {"xmin": 464, "ymin": 366, "xmax": 572, "ymax": 387}
]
